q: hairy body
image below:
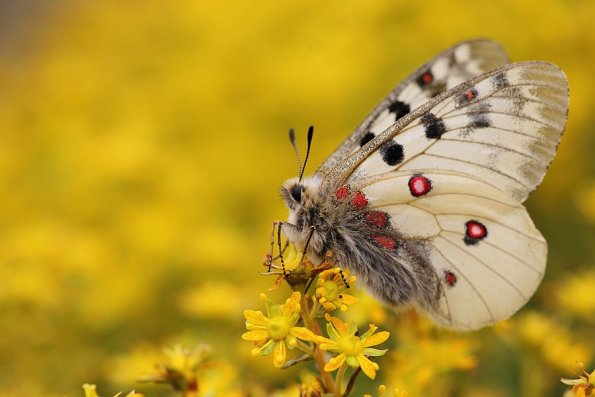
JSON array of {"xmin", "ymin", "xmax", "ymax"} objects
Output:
[{"xmin": 279, "ymin": 176, "xmax": 442, "ymax": 314}]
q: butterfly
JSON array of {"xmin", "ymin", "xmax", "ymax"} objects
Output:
[{"xmin": 274, "ymin": 39, "xmax": 568, "ymax": 330}]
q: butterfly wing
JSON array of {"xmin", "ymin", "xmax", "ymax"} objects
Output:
[
  {"xmin": 317, "ymin": 39, "xmax": 509, "ymax": 176},
  {"xmin": 322, "ymin": 61, "xmax": 568, "ymax": 203},
  {"xmin": 318, "ymin": 60, "xmax": 567, "ymax": 330},
  {"xmin": 358, "ymin": 170, "xmax": 546, "ymax": 329}
]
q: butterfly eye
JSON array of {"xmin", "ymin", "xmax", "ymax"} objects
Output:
[{"xmin": 290, "ymin": 185, "xmax": 302, "ymax": 202}]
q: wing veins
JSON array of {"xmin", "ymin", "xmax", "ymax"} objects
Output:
[
  {"xmin": 401, "ymin": 152, "xmax": 529, "ymax": 190},
  {"xmin": 441, "ymin": 137, "xmax": 549, "ymax": 165},
  {"xmin": 438, "ymin": 235, "xmax": 528, "ymax": 299},
  {"xmin": 432, "ymin": 240, "xmax": 495, "ymax": 321},
  {"xmin": 441, "ymin": 231, "xmax": 544, "ymax": 275}
]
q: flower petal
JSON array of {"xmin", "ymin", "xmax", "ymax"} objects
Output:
[
  {"xmin": 259, "ymin": 339, "xmax": 276, "ymax": 356},
  {"xmin": 291, "ymin": 327, "xmax": 316, "ymax": 341},
  {"xmin": 266, "ymin": 299, "xmax": 283, "ymax": 318},
  {"xmin": 346, "ymin": 355, "xmax": 359, "ymax": 368},
  {"xmin": 329, "ymin": 316, "xmax": 349, "ymax": 335},
  {"xmin": 338, "ymin": 294, "xmax": 358, "ymax": 305},
  {"xmin": 359, "ymin": 324, "xmax": 378, "ymax": 340},
  {"xmin": 362, "ymin": 347, "xmax": 388, "ymax": 357},
  {"xmin": 273, "ymin": 340, "xmax": 287, "ymax": 367},
  {"xmin": 243, "ymin": 310, "xmax": 267, "ymax": 326},
  {"xmin": 357, "ymin": 355, "xmax": 379, "ymax": 379},
  {"xmin": 324, "ymin": 353, "xmax": 346, "ymax": 372},
  {"xmin": 241, "ymin": 330, "xmax": 270, "ymax": 342},
  {"xmin": 363, "ymin": 331, "xmax": 390, "ymax": 347},
  {"xmin": 326, "ymin": 321, "xmax": 341, "ymax": 341}
]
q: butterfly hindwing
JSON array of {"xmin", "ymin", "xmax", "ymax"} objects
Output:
[
  {"xmin": 357, "ymin": 170, "xmax": 546, "ymax": 329},
  {"xmin": 318, "ymin": 39, "xmax": 510, "ymax": 176}
]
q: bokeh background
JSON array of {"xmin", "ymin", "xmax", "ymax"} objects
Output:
[{"xmin": 1, "ymin": 1, "xmax": 594, "ymax": 396}]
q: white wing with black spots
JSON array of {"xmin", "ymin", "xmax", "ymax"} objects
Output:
[
  {"xmin": 317, "ymin": 39, "xmax": 509, "ymax": 176},
  {"xmin": 325, "ymin": 62, "xmax": 568, "ymax": 203}
]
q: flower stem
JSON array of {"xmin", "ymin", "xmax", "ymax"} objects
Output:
[
  {"xmin": 296, "ymin": 339, "xmax": 314, "ymax": 355},
  {"xmin": 335, "ymin": 362, "xmax": 347, "ymax": 396},
  {"xmin": 300, "ymin": 293, "xmax": 336, "ymax": 394}
]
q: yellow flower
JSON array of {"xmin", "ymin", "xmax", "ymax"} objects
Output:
[
  {"xmin": 299, "ymin": 372, "xmax": 324, "ymax": 397},
  {"xmin": 317, "ymin": 316, "xmax": 389, "ymax": 379},
  {"xmin": 82, "ymin": 384, "xmax": 143, "ymax": 397},
  {"xmin": 242, "ymin": 292, "xmax": 315, "ymax": 367},
  {"xmin": 138, "ymin": 344, "xmax": 211, "ymax": 394},
  {"xmin": 315, "ymin": 268, "xmax": 358, "ymax": 312},
  {"xmin": 561, "ymin": 364, "xmax": 595, "ymax": 397}
]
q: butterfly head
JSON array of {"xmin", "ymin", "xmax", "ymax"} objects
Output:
[{"xmin": 280, "ymin": 176, "xmax": 321, "ymax": 212}]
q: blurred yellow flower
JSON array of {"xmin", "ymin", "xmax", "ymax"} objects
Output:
[
  {"xmin": 315, "ymin": 268, "xmax": 358, "ymax": 312},
  {"xmin": 138, "ymin": 343, "xmax": 212, "ymax": 395},
  {"xmin": 516, "ymin": 312, "xmax": 591, "ymax": 372},
  {"xmin": 555, "ymin": 270, "xmax": 595, "ymax": 319},
  {"xmin": 82, "ymin": 384, "xmax": 143, "ymax": 397},
  {"xmin": 242, "ymin": 292, "xmax": 315, "ymax": 367},
  {"xmin": 298, "ymin": 372, "xmax": 324, "ymax": 397},
  {"xmin": 316, "ymin": 316, "xmax": 389, "ymax": 379}
]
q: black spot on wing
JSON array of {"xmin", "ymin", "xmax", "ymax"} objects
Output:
[
  {"xmin": 493, "ymin": 72, "xmax": 509, "ymax": 89},
  {"xmin": 380, "ymin": 141, "xmax": 404, "ymax": 166},
  {"xmin": 388, "ymin": 100, "xmax": 410, "ymax": 120},
  {"xmin": 421, "ymin": 113, "xmax": 447, "ymax": 139},
  {"xmin": 469, "ymin": 113, "xmax": 491, "ymax": 128},
  {"xmin": 360, "ymin": 131, "xmax": 375, "ymax": 147}
]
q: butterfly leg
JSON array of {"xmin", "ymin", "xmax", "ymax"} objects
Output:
[
  {"xmin": 267, "ymin": 221, "xmax": 285, "ymax": 272},
  {"xmin": 270, "ymin": 241, "xmax": 289, "ymax": 260},
  {"xmin": 277, "ymin": 222, "xmax": 287, "ymax": 275}
]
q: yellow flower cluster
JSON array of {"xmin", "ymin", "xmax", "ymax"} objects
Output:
[{"xmin": 242, "ymin": 245, "xmax": 391, "ymax": 395}]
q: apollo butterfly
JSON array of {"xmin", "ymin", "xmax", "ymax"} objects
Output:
[{"xmin": 274, "ymin": 39, "xmax": 568, "ymax": 330}]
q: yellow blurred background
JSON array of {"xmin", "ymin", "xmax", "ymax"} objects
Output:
[{"xmin": 0, "ymin": 1, "xmax": 594, "ymax": 396}]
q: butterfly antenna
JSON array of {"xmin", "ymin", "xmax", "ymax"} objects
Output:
[
  {"xmin": 288, "ymin": 128, "xmax": 302, "ymax": 176},
  {"xmin": 298, "ymin": 125, "xmax": 314, "ymax": 182}
]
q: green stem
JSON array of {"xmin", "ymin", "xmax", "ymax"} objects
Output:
[
  {"xmin": 300, "ymin": 293, "xmax": 336, "ymax": 394},
  {"xmin": 310, "ymin": 299, "xmax": 321, "ymax": 322},
  {"xmin": 296, "ymin": 339, "xmax": 314, "ymax": 355},
  {"xmin": 335, "ymin": 362, "xmax": 347, "ymax": 396}
]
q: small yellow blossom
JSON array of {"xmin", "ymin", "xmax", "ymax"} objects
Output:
[
  {"xmin": 82, "ymin": 384, "xmax": 143, "ymax": 397},
  {"xmin": 316, "ymin": 316, "xmax": 389, "ymax": 379},
  {"xmin": 298, "ymin": 372, "xmax": 324, "ymax": 397},
  {"xmin": 242, "ymin": 291, "xmax": 316, "ymax": 367},
  {"xmin": 315, "ymin": 268, "xmax": 358, "ymax": 312},
  {"xmin": 138, "ymin": 344, "xmax": 211, "ymax": 394},
  {"xmin": 562, "ymin": 364, "xmax": 595, "ymax": 397}
]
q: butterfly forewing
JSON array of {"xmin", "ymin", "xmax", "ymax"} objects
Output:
[
  {"xmin": 324, "ymin": 62, "xmax": 568, "ymax": 203},
  {"xmin": 317, "ymin": 39, "xmax": 509, "ymax": 176}
]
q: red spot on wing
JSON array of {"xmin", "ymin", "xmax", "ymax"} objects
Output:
[
  {"xmin": 364, "ymin": 211, "xmax": 389, "ymax": 228},
  {"xmin": 352, "ymin": 191, "xmax": 368, "ymax": 208},
  {"xmin": 408, "ymin": 175, "xmax": 432, "ymax": 197},
  {"xmin": 464, "ymin": 89, "xmax": 475, "ymax": 100},
  {"xmin": 466, "ymin": 221, "xmax": 487, "ymax": 239},
  {"xmin": 335, "ymin": 185, "xmax": 350, "ymax": 200},
  {"xmin": 464, "ymin": 220, "xmax": 488, "ymax": 245},
  {"xmin": 372, "ymin": 235, "xmax": 396, "ymax": 250},
  {"xmin": 444, "ymin": 270, "xmax": 457, "ymax": 287},
  {"xmin": 421, "ymin": 71, "xmax": 433, "ymax": 84}
]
